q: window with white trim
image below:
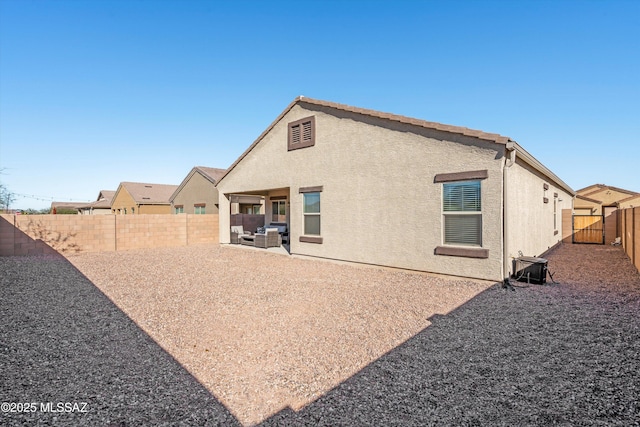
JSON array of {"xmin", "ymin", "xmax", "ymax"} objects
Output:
[
  {"xmin": 303, "ymin": 192, "xmax": 321, "ymax": 236},
  {"xmin": 443, "ymin": 180, "xmax": 482, "ymax": 246}
]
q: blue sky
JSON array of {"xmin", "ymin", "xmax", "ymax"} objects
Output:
[{"xmin": 1, "ymin": 0, "xmax": 638, "ymax": 210}]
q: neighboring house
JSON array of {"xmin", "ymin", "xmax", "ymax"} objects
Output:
[
  {"xmin": 575, "ymin": 184, "xmax": 639, "ymax": 215},
  {"xmin": 216, "ymin": 97, "xmax": 575, "ymax": 281},
  {"xmin": 574, "ymin": 195, "xmax": 602, "ymax": 216},
  {"xmin": 78, "ymin": 190, "xmax": 115, "ymax": 215},
  {"xmin": 170, "ymin": 166, "xmax": 226, "ymax": 214},
  {"xmin": 111, "ymin": 182, "xmax": 178, "ymax": 214},
  {"xmin": 50, "ymin": 201, "xmax": 86, "ymax": 214}
]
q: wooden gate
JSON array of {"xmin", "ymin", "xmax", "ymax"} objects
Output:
[{"xmin": 573, "ymin": 215, "xmax": 604, "ymax": 244}]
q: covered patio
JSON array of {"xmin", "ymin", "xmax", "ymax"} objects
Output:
[{"xmin": 222, "ymin": 188, "xmax": 291, "ymax": 250}]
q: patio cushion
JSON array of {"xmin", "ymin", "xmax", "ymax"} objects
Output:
[
  {"xmin": 231, "ymin": 225, "xmax": 246, "ymax": 234},
  {"xmin": 266, "ymin": 224, "xmax": 287, "ymax": 234}
]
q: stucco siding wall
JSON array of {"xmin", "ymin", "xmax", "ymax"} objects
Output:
[
  {"xmin": 219, "ymin": 104, "xmax": 506, "ymax": 280},
  {"xmin": 585, "ymin": 189, "xmax": 634, "ymax": 206},
  {"xmin": 111, "ymin": 189, "xmax": 136, "ymax": 213},
  {"xmin": 504, "ymin": 159, "xmax": 573, "ymax": 266},
  {"xmin": 138, "ymin": 204, "xmax": 172, "ymax": 214},
  {"xmin": 574, "ymin": 200, "xmax": 601, "ymax": 215},
  {"xmin": 172, "ymin": 173, "xmax": 220, "ymax": 214},
  {"xmin": 619, "ymin": 196, "xmax": 640, "ymax": 209}
]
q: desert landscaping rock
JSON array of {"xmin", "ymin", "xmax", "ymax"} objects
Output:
[{"xmin": 1, "ymin": 243, "xmax": 639, "ymax": 426}]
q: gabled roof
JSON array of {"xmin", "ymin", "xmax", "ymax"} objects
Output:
[
  {"xmin": 79, "ymin": 190, "xmax": 116, "ymax": 210},
  {"xmin": 97, "ymin": 190, "xmax": 116, "ymax": 202},
  {"xmin": 170, "ymin": 166, "xmax": 226, "ymax": 202},
  {"xmin": 576, "ymin": 184, "xmax": 605, "ymax": 195},
  {"xmin": 575, "ymin": 194, "xmax": 603, "ymax": 205},
  {"xmin": 216, "ymin": 96, "xmax": 515, "ymax": 186},
  {"xmin": 578, "ymin": 184, "xmax": 639, "ymax": 198},
  {"xmin": 114, "ymin": 182, "xmax": 178, "ymax": 205},
  {"xmin": 196, "ymin": 166, "xmax": 226, "ymax": 182}
]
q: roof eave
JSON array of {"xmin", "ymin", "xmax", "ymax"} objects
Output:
[
  {"xmin": 506, "ymin": 142, "xmax": 575, "ymax": 196},
  {"xmin": 216, "ymin": 96, "xmax": 513, "ymax": 187}
]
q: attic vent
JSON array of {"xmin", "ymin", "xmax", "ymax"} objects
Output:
[
  {"xmin": 288, "ymin": 116, "xmax": 315, "ymax": 151},
  {"xmin": 291, "ymin": 125, "xmax": 301, "ymax": 144},
  {"xmin": 145, "ymin": 185, "xmax": 152, "ymax": 188},
  {"xmin": 142, "ymin": 197, "xmax": 151, "ymax": 200}
]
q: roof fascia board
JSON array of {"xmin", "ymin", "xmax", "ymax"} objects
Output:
[
  {"xmin": 506, "ymin": 142, "xmax": 575, "ymax": 196},
  {"xmin": 216, "ymin": 96, "xmax": 514, "ymax": 187},
  {"xmin": 170, "ymin": 167, "xmax": 200, "ymax": 202},
  {"xmin": 216, "ymin": 98, "xmax": 301, "ymax": 187},
  {"xmin": 298, "ymin": 97, "xmax": 512, "ymax": 144},
  {"xmin": 575, "ymin": 194, "xmax": 603, "ymax": 204},
  {"xmin": 111, "ymin": 183, "xmax": 127, "ymax": 208}
]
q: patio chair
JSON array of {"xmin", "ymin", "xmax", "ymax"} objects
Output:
[
  {"xmin": 230, "ymin": 225, "xmax": 251, "ymax": 244},
  {"xmin": 265, "ymin": 223, "xmax": 289, "ymax": 244},
  {"xmin": 254, "ymin": 229, "xmax": 282, "ymax": 249}
]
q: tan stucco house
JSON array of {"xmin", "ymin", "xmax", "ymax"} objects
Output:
[
  {"xmin": 111, "ymin": 182, "xmax": 178, "ymax": 214},
  {"xmin": 78, "ymin": 190, "xmax": 115, "ymax": 215},
  {"xmin": 170, "ymin": 166, "xmax": 226, "ymax": 214},
  {"xmin": 216, "ymin": 97, "xmax": 575, "ymax": 281},
  {"xmin": 575, "ymin": 184, "xmax": 639, "ymax": 215}
]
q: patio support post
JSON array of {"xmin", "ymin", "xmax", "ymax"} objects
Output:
[{"xmin": 219, "ymin": 194, "xmax": 231, "ymax": 244}]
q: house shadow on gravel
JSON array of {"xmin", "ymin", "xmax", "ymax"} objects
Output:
[
  {"xmin": 259, "ymin": 246, "xmax": 640, "ymax": 426},
  {"xmin": 3, "ymin": 244, "xmax": 638, "ymax": 427},
  {"xmin": 0, "ymin": 253, "xmax": 241, "ymax": 426}
]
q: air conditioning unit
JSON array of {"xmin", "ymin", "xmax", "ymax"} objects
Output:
[{"xmin": 511, "ymin": 256, "xmax": 548, "ymax": 285}]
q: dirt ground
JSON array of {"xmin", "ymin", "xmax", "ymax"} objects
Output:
[{"xmin": 66, "ymin": 244, "xmax": 492, "ymax": 425}]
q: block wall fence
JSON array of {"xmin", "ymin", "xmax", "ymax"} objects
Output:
[{"xmin": 0, "ymin": 214, "xmax": 219, "ymax": 256}]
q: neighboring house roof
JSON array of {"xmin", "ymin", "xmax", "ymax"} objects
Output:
[
  {"xmin": 50, "ymin": 201, "xmax": 86, "ymax": 211},
  {"xmin": 97, "ymin": 190, "xmax": 116, "ymax": 201},
  {"xmin": 216, "ymin": 96, "xmax": 574, "ymax": 195},
  {"xmin": 578, "ymin": 184, "xmax": 639, "ymax": 198},
  {"xmin": 576, "ymin": 184, "xmax": 605, "ymax": 195},
  {"xmin": 196, "ymin": 166, "xmax": 226, "ymax": 182},
  {"xmin": 114, "ymin": 182, "xmax": 179, "ymax": 205},
  {"xmin": 575, "ymin": 184, "xmax": 639, "ymax": 208},
  {"xmin": 618, "ymin": 193, "xmax": 640, "ymax": 205},
  {"xmin": 79, "ymin": 190, "xmax": 116, "ymax": 210},
  {"xmin": 170, "ymin": 166, "xmax": 226, "ymax": 202},
  {"xmin": 575, "ymin": 194, "xmax": 603, "ymax": 204},
  {"xmin": 618, "ymin": 193, "xmax": 640, "ymax": 203}
]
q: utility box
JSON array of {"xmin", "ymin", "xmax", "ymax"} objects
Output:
[{"xmin": 511, "ymin": 256, "xmax": 548, "ymax": 284}]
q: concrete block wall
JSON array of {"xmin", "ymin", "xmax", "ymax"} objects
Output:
[
  {"xmin": 187, "ymin": 215, "xmax": 220, "ymax": 245},
  {"xmin": 0, "ymin": 214, "xmax": 219, "ymax": 256}
]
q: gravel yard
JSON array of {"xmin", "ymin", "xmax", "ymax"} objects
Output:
[
  {"xmin": 2, "ymin": 243, "xmax": 639, "ymax": 426},
  {"xmin": 65, "ymin": 244, "xmax": 491, "ymax": 425}
]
